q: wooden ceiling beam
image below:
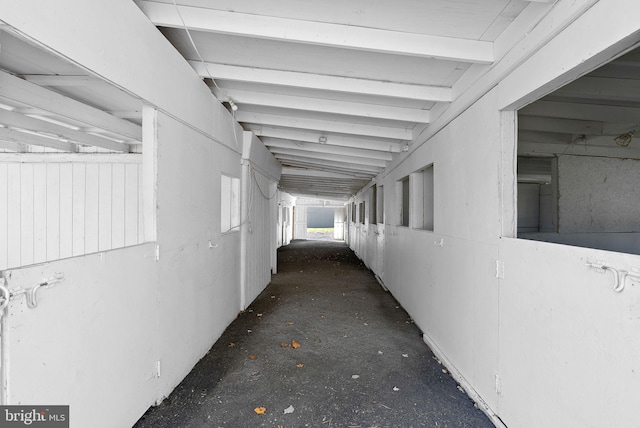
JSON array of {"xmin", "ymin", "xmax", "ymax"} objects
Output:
[
  {"xmin": 249, "ymin": 126, "xmax": 402, "ymax": 153},
  {"xmin": 263, "ymin": 138, "xmax": 394, "ymax": 161},
  {"xmin": 215, "ymin": 88, "xmax": 429, "ymax": 123},
  {"xmin": 236, "ymin": 111, "xmax": 412, "ymax": 140},
  {"xmin": 190, "ymin": 61, "xmax": 451, "ymax": 102},
  {"xmin": 0, "ymin": 70, "xmax": 141, "ymax": 141},
  {"xmin": 138, "ymin": 1, "xmax": 494, "ymax": 63},
  {"xmin": 0, "ymin": 127, "xmax": 77, "ymax": 152},
  {"xmin": 0, "ymin": 109, "xmax": 129, "ymax": 152}
]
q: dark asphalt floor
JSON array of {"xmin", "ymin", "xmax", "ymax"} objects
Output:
[{"xmin": 134, "ymin": 240, "xmax": 494, "ymax": 428}]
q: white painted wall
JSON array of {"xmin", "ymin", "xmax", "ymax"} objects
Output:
[
  {"xmin": 0, "ymin": 2, "xmax": 276, "ymax": 427},
  {"xmin": 347, "ymin": 1, "xmax": 640, "ymax": 426},
  {"xmin": 0, "ymin": 156, "xmax": 143, "ymax": 271},
  {"xmin": 241, "ymin": 131, "xmax": 281, "ymax": 308},
  {"xmin": 557, "ymin": 155, "xmax": 640, "ymax": 233},
  {"xmin": 277, "ymin": 191, "xmax": 295, "ymax": 248}
]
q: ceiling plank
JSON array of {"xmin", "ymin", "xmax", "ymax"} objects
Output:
[
  {"xmin": 281, "ymin": 167, "xmax": 368, "ymax": 179},
  {"xmin": 0, "ymin": 70, "xmax": 142, "ymax": 141},
  {"xmin": 553, "ymin": 76, "xmax": 640, "ymax": 102},
  {"xmin": 518, "ymin": 140, "xmax": 640, "ymax": 159},
  {"xmin": 275, "ymin": 154, "xmax": 382, "ymax": 173},
  {"xmin": 0, "ymin": 110, "xmax": 129, "ymax": 152},
  {"xmin": 0, "ymin": 139, "xmax": 27, "ymax": 153},
  {"xmin": 521, "ymin": 100, "xmax": 640, "ymax": 123},
  {"xmin": 519, "ymin": 116, "xmax": 604, "ymax": 135},
  {"xmin": 21, "ymin": 75, "xmax": 101, "ymax": 86},
  {"xmin": 137, "ymin": 1, "xmax": 494, "ymax": 64},
  {"xmin": 190, "ymin": 61, "xmax": 452, "ymax": 102},
  {"xmin": 270, "ymin": 147, "xmax": 387, "ymax": 167},
  {"xmin": 262, "ymin": 138, "xmax": 394, "ymax": 161},
  {"xmin": 0, "ymin": 127, "xmax": 77, "ymax": 152},
  {"xmin": 249, "ymin": 126, "xmax": 402, "ymax": 152},
  {"xmin": 216, "ymin": 88, "xmax": 429, "ymax": 123},
  {"xmin": 236, "ymin": 111, "xmax": 412, "ymax": 140}
]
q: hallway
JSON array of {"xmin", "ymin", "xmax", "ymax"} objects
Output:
[{"xmin": 134, "ymin": 240, "xmax": 493, "ymax": 427}]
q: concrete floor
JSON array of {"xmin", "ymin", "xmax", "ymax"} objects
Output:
[{"xmin": 134, "ymin": 240, "xmax": 494, "ymax": 428}]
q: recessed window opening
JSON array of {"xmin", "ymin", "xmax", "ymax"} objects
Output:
[
  {"xmin": 0, "ymin": 28, "xmax": 151, "ymax": 271},
  {"xmin": 377, "ymin": 185, "xmax": 384, "ymax": 224},
  {"xmin": 412, "ymin": 165, "xmax": 434, "ymax": 231},
  {"xmin": 515, "ymin": 45, "xmax": 640, "ymax": 255},
  {"xmin": 370, "ymin": 186, "xmax": 377, "ymax": 224},
  {"xmin": 359, "ymin": 201, "xmax": 365, "ymax": 224},
  {"xmin": 399, "ymin": 176, "xmax": 410, "ymax": 227},
  {"xmin": 351, "ymin": 202, "xmax": 356, "ymax": 223},
  {"xmin": 221, "ymin": 174, "xmax": 240, "ymax": 233}
]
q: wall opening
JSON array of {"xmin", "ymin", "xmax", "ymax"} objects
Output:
[
  {"xmin": 412, "ymin": 165, "xmax": 434, "ymax": 231},
  {"xmin": 399, "ymin": 176, "xmax": 409, "ymax": 227},
  {"xmin": 306, "ymin": 206, "xmax": 335, "ymax": 241},
  {"xmin": 516, "ymin": 45, "xmax": 640, "ymax": 255},
  {"xmin": 0, "ymin": 28, "xmax": 152, "ymax": 271}
]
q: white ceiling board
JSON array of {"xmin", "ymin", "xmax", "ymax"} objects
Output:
[
  {"xmin": 193, "ymin": 62, "xmax": 450, "ymax": 105},
  {"xmin": 139, "ymin": 1, "xmax": 494, "ymax": 63},
  {"xmin": 263, "ymin": 138, "xmax": 394, "ymax": 162},
  {"xmin": 145, "ymin": 0, "xmax": 518, "ymax": 40},
  {"xmin": 161, "ymin": 29, "xmax": 471, "ymax": 87},
  {"xmin": 237, "ymin": 105, "xmax": 415, "ymax": 130},
  {"xmin": 217, "ymin": 88, "xmax": 430, "ymax": 123},
  {"xmin": 236, "ymin": 111, "xmax": 412, "ymax": 140},
  {"xmin": 214, "ymin": 80, "xmax": 436, "ymax": 110},
  {"xmin": 0, "ymin": 30, "xmax": 82, "ymax": 76},
  {"xmin": 248, "ymin": 126, "xmax": 402, "ymax": 153}
]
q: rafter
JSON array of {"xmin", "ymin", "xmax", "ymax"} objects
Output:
[
  {"xmin": 0, "ymin": 70, "xmax": 141, "ymax": 141},
  {"xmin": 275, "ymin": 154, "xmax": 382, "ymax": 174},
  {"xmin": 137, "ymin": 1, "xmax": 494, "ymax": 64},
  {"xmin": 215, "ymin": 88, "xmax": 429, "ymax": 123},
  {"xmin": 190, "ymin": 61, "xmax": 452, "ymax": 102},
  {"xmin": 236, "ymin": 111, "xmax": 412, "ymax": 140},
  {"xmin": 521, "ymin": 100, "xmax": 640, "ymax": 123},
  {"xmin": 270, "ymin": 147, "xmax": 387, "ymax": 168},
  {"xmin": 281, "ymin": 167, "xmax": 370, "ymax": 179},
  {"xmin": 0, "ymin": 127, "xmax": 77, "ymax": 152},
  {"xmin": 262, "ymin": 138, "xmax": 394, "ymax": 161},
  {"xmin": 0, "ymin": 110, "xmax": 129, "ymax": 152},
  {"xmin": 21, "ymin": 75, "xmax": 101, "ymax": 86},
  {"xmin": 249, "ymin": 126, "xmax": 402, "ymax": 153}
]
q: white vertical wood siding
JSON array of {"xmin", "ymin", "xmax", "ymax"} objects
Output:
[{"xmin": 0, "ymin": 160, "xmax": 143, "ymax": 270}]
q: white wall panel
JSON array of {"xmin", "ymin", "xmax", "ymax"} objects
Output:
[
  {"xmin": 0, "ymin": 160, "xmax": 144, "ymax": 270},
  {"xmin": 499, "ymin": 238, "xmax": 640, "ymax": 428}
]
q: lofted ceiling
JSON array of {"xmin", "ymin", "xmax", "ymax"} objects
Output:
[
  {"xmin": 2, "ymin": 1, "xmax": 638, "ymax": 201},
  {"xmin": 133, "ymin": 0, "xmax": 551, "ymax": 200},
  {"xmin": 0, "ymin": 29, "xmax": 143, "ymax": 155}
]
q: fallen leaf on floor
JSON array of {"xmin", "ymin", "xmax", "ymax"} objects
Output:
[
  {"xmin": 393, "ymin": 387, "xmax": 400, "ymax": 392},
  {"xmin": 285, "ymin": 321, "xmax": 294, "ymax": 325},
  {"xmin": 228, "ymin": 343, "xmax": 235, "ymax": 348},
  {"xmin": 249, "ymin": 355, "xmax": 258, "ymax": 360},
  {"xmin": 351, "ymin": 375, "xmax": 360, "ymax": 379},
  {"xmin": 320, "ymin": 315, "xmax": 326, "ymax": 319},
  {"xmin": 280, "ymin": 342, "xmax": 290, "ymax": 348},
  {"xmin": 283, "ymin": 405, "xmax": 295, "ymax": 414},
  {"xmin": 254, "ymin": 407, "xmax": 266, "ymax": 415},
  {"xmin": 402, "ymin": 354, "xmax": 408, "ymax": 358},
  {"xmin": 296, "ymin": 363, "xmax": 304, "ymax": 368},
  {"xmin": 257, "ymin": 313, "xmax": 263, "ymax": 317},
  {"xmin": 291, "ymin": 340, "xmax": 301, "ymax": 349},
  {"xmin": 378, "ymin": 351, "xmax": 383, "ymax": 355}
]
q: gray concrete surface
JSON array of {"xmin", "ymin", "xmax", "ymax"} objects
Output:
[{"xmin": 134, "ymin": 240, "xmax": 493, "ymax": 427}]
